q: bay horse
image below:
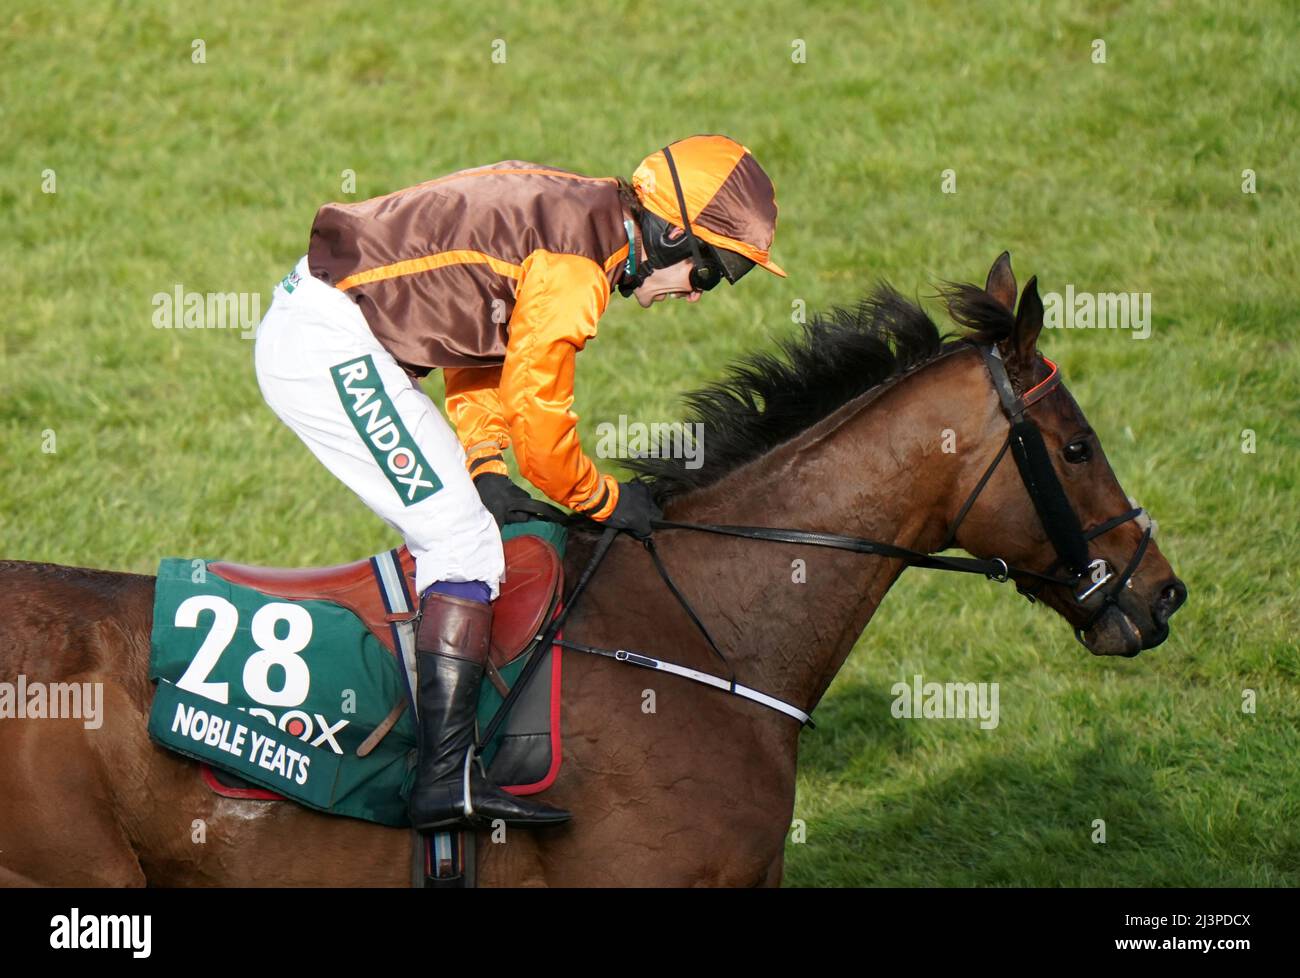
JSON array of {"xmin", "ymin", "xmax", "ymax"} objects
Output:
[{"xmin": 0, "ymin": 254, "xmax": 1186, "ymax": 886}]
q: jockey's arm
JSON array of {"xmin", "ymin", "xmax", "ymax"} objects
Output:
[
  {"xmin": 446, "ymin": 249, "xmax": 620, "ymax": 520},
  {"xmin": 443, "ymin": 364, "xmax": 511, "ymax": 478}
]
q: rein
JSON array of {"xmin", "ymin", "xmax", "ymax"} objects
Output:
[{"xmin": 479, "ymin": 343, "xmax": 1151, "ymax": 739}]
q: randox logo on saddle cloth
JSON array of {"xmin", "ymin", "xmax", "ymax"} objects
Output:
[{"xmin": 331, "ymin": 354, "xmax": 442, "ymax": 506}]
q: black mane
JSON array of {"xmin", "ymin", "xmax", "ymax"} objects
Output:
[{"xmin": 624, "ymin": 281, "xmax": 1013, "ymax": 504}]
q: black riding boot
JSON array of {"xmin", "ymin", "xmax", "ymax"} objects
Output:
[{"xmin": 407, "ymin": 588, "xmax": 571, "ymax": 830}]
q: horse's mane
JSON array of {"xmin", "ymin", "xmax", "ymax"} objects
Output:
[{"xmin": 624, "ymin": 280, "xmax": 1015, "ymax": 504}]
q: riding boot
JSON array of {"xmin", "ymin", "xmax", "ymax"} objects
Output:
[{"xmin": 407, "ymin": 588, "xmax": 571, "ymax": 831}]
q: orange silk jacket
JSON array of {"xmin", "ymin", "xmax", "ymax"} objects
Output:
[{"xmin": 307, "ymin": 163, "xmax": 631, "ymax": 519}]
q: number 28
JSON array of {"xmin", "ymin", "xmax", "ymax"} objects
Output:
[{"xmin": 172, "ymin": 595, "xmax": 313, "ymax": 707}]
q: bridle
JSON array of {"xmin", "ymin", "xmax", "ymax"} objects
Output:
[
  {"xmin": 946, "ymin": 345, "xmax": 1152, "ymax": 641},
  {"xmin": 653, "ymin": 344, "xmax": 1152, "ymax": 641},
  {"xmin": 477, "ymin": 343, "xmax": 1154, "ymax": 742}
]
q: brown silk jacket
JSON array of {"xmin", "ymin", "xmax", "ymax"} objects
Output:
[{"xmin": 307, "ymin": 163, "xmax": 631, "ymax": 519}]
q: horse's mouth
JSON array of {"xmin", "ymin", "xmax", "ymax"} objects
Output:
[{"xmin": 1081, "ymin": 604, "xmax": 1170, "ymax": 657}]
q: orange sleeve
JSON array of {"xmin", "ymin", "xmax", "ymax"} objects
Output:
[
  {"xmin": 444, "ymin": 365, "xmax": 511, "ymax": 477},
  {"xmin": 498, "ymin": 250, "xmax": 620, "ymax": 519}
]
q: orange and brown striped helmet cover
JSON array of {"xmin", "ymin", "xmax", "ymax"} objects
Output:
[{"xmin": 631, "ymin": 134, "xmax": 786, "ymax": 278}]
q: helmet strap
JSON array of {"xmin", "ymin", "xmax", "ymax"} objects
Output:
[
  {"xmin": 617, "ymin": 145, "xmax": 721, "ymax": 296},
  {"xmin": 661, "ymin": 145, "xmax": 705, "ymax": 271},
  {"xmin": 662, "ymin": 146, "xmax": 721, "ymax": 292}
]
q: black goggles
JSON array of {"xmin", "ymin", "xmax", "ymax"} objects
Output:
[
  {"xmin": 689, "ymin": 240, "xmax": 754, "ymax": 292},
  {"xmin": 630, "ymin": 211, "xmax": 754, "ymax": 293}
]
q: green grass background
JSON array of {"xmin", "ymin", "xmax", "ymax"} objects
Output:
[{"xmin": 1, "ymin": 0, "xmax": 1296, "ymax": 885}]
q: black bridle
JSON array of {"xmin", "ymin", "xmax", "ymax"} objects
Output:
[
  {"xmin": 479, "ymin": 343, "xmax": 1153, "ymax": 739},
  {"xmin": 952, "ymin": 345, "xmax": 1152, "ymax": 640}
]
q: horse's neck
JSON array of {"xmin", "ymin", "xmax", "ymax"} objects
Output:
[{"xmin": 666, "ymin": 349, "xmax": 991, "ymax": 711}]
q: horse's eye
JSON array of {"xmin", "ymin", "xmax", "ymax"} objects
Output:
[{"xmin": 1064, "ymin": 440, "xmax": 1093, "ymax": 464}]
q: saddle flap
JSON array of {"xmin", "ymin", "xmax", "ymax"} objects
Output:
[
  {"xmin": 489, "ymin": 534, "xmax": 563, "ymax": 669},
  {"xmin": 209, "ymin": 535, "xmax": 563, "ymax": 661}
]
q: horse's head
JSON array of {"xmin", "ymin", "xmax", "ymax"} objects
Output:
[{"xmin": 947, "ymin": 253, "xmax": 1187, "ymax": 656}]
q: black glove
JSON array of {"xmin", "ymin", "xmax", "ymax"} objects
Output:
[
  {"xmin": 598, "ymin": 480, "xmax": 662, "ymax": 539},
  {"xmin": 474, "ymin": 472, "xmax": 541, "ymax": 527}
]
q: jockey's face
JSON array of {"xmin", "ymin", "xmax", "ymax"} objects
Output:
[{"xmin": 632, "ymin": 226, "xmax": 704, "ymax": 308}]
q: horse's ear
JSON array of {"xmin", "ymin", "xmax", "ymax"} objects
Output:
[
  {"xmin": 985, "ymin": 251, "xmax": 1016, "ymax": 312},
  {"xmin": 1003, "ymin": 275, "xmax": 1044, "ymax": 366}
]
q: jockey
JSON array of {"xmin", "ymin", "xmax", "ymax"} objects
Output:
[{"xmin": 253, "ymin": 134, "xmax": 784, "ymax": 831}]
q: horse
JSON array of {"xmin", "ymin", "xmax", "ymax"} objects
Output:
[{"xmin": 0, "ymin": 254, "xmax": 1186, "ymax": 886}]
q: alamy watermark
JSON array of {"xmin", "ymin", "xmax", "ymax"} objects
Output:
[
  {"xmin": 594, "ymin": 415, "xmax": 704, "ymax": 469},
  {"xmin": 1042, "ymin": 285, "xmax": 1151, "ymax": 339},
  {"xmin": 890, "ymin": 674, "xmax": 999, "ymax": 730},
  {"xmin": 0, "ymin": 674, "xmax": 103, "ymax": 729},
  {"xmin": 152, "ymin": 284, "xmax": 261, "ymax": 339},
  {"xmin": 50, "ymin": 908, "xmax": 150, "ymax": 957}
]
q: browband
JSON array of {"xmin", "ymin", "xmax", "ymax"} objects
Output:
[{"xmin": 983, "ymin": 346, "xmax": 1060, "ymax": 421}]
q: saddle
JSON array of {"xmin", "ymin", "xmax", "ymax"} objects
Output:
[
  {"xmin": 210, "ymin": 533, "xmax": 562, "ymax": 670},
  {"xmin": 148, "ymin": 523, "xmax": 568, "ymax": 834}
]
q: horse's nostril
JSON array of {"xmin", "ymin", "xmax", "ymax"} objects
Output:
[{"xmin": 1154, "ymin": 579, "xmax": 1188, "ymax": 623}]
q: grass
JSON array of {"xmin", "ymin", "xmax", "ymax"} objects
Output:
[{"xmin": 1, "ymin": 0, "xmax": 1297, "ymax": 886}]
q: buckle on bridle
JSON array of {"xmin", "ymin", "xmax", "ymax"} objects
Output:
[
  {"xmin": 1075, "ymin": 559, "xmax": 1114, "ymax": 602},
  {"xmin": 986, "ymin": 558, "xmax": 1009, "ymax": 583}
]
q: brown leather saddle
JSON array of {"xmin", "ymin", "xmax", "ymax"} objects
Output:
[{"xmin": 210, "ymin": 534, "xmax": 562, "ymax": 670}]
